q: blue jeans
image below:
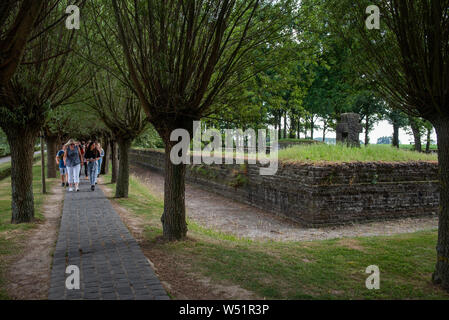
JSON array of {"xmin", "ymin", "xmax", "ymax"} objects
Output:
[
  {"xmin": 97, "ymin": 158, "xmax": 103, "ymax": 176},
  {"xmin": 87, "ymin": 161, "xmax": 98, "ymax": 186}
]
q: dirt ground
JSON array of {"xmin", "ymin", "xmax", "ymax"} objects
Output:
[
  {"xmin": 130, "ymin": 165, "xmax": 439, "ymax": 242},
  {"xmin": 101, "ymin": 182, "xmax": 259, "ymax": 300},
  {"xmin": 6, "ymin": 183, "xmax": 63, "ymax": 300}
]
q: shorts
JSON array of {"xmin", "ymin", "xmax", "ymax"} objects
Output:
[{"xmin": 59, "ymin": 167, "xmax": 67, "ymax": 175}]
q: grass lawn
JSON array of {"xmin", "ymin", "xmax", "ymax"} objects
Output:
[
  {"xmin": 278, "ymin": 144, "xmax": 438, "ymax": 163},
  {"xmin": 0, "ymin": 162, "xmax": 10, "ymax": 171},
  {"xmin": 400, "ymin": 144, "xmax": 438, "ymax": 151},
  {"xmin": 279, "ymin": 138, "xmax": 321, "ymax": 144},
  {"xmin": 103, "ymin": 168, "xmax": 448, "ymax": 300},
  {"xmin": 0, "ymin": 162, "xmax": 54, "ymax": 299}
]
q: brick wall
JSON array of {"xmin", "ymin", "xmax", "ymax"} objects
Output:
[{"xmin": 130, "ymin": 149, "xmax": 439, "ymax": 227}]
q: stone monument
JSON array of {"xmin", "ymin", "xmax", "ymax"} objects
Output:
[{"xmin": 336, "ymin": 113, "xmax": 363, "ymax": 147}]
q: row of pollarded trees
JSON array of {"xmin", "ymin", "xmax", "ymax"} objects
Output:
[
  {"xmin": 3, "ymin": 0, "xmax": 449, "ymax": 294},
  {"xmin": 1, "ymin": 0, "xmax": 295, "ymax": 230},
  {"xmin": 41, "ymin": 104, "xmax": 117, "ymax": 179},
  {"xmin": 0, "ymin": 0, "xmax": 85, "ymax": 223},
  {"xmin": 109, "ymin": 0, "xmax": 297, "ymax": 240},
  {"xmin": 41, "ymin": 100, "xmax": 127, "ymax": 193},
  {"xmin": 0, "ymin": 0, "xmax": 143, "ymax": 222},
  {"xmin": 0, "ymin": 0, "xmax": 128, "ymax": 223},
  {"xmin": 78, "ymin": 0, "xmax": 297, "ymax": 240}
]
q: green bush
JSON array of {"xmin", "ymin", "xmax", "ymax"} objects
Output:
[{"xmin": 133, "ymin": 125, "xmax": 164, "ymax": 149}]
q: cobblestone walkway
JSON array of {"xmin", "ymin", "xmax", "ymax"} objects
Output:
[{"xmin": 48, "ymin": 180, "xmax": 169, "ymax": 300}]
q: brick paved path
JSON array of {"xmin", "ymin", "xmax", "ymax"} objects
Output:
[{"xmin": 48, "ymin": 180, "xmax": 169, "ymax": 300}]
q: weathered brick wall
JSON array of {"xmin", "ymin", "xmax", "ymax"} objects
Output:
[{"xmin": 130, "ymin": 149, "xmax": 439, "ymax": 227}]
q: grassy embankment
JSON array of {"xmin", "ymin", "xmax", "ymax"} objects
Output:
[
  {"xmin": 0, "ymin": 161, "xmax": 55, "ymax": 299},
  {"xmin": 103, "ymin": 166, "xmax": 447, "ymax": 299},
  {"xmin": 278, "ymin": 144, "xmax": 438, "ymax": 162},
  {"xmin": 133, "ymin": 144, "xmax": 438, "ymax": 163}
]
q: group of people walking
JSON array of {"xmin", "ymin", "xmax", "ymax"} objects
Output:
[{"xmin": 56, "ymin": 140, "xmax": 105, "ymax": 192}]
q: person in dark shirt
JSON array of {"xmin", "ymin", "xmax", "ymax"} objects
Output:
[{"xmin": 85, "ymin": 141, "xmax": 101, "ymax": 191}]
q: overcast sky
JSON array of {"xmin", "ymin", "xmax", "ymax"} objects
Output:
[{"xmin": 314, "ymin": 120, "xmax": 437, "ymax": 145}]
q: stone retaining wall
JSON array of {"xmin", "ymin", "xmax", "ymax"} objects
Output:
[{"xmin": 130, "ymin": 149, "xmax": 439, "ymax": 227}]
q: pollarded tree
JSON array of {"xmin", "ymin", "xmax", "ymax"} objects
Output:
[
  {"xmin": 0, "ymin": 0, "xmax": 46, "ymax": 86},
  {"xmin": 110, "ymin": 0, "xmax": 296, "ymax": 240},
  {"xmin": 88, "ymin": 75, "xmax": 148, "ymax": 198},
  {"xmin": 0, "ymin": 1, "xmax": 85, "ymax": 223},
  {"xmin": 329, "ymin": 0, "xmax": 449, "ymax": 290},
  {"xmin": 2, "ymin": 1, "xmax": 60, "ymax": 179}
]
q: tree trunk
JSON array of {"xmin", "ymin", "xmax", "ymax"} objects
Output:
[
  {"xmin": 310, "ymin": 117, "xmax": 314, "ymax": 140},
  {"xmin": 278, "ymin": 111, "xmax": 282, "ymax": 139},
  {"xmin": 110, "ymin": 140, "xmax": 118, "ymax": 184},
  {"xmin": 426, "ymin": 128, "xmax": 432, "ymax": 153},
  {"xmin": 45, "ymin": 135, "xmax": 57, "ymax": 178},
  {"xmin": 409, "ymin": 117, "xmax": 422, "ymax": 152},
  {"xmin": 101, "ymin": 135, "xmax": 109, "ymax": 175},
  {"xmin": 392, "ymin": 122, "xmax": 400, "ymax": 148},
  {"xmin": 160, "ymin": 141, "xmax": 188, "ymax": 241},
  {"xmin": 115, "ymin": 139, "xmax": 131, "ymax": 198},
  {"xmin": 289, "ymin": 116, "xmax": 295, "ymax": 138},
  {"xmin": 365, "ymin": 117, "xmax": 370, "ymax": 146},
  {"xmin": 4, "ymin": 127, "xmax": 38, "ymax": 223},
  {"xmin": 432, "ymin": 118, "xmax": 449, "ymax": 291},
  {"xmin": 40, "ymin": 135, "xmax": 46, "ymax": 194},
  {"xmin": 297, "ymin": 117, "xmax": 300, "ymax": 139},
  {"xmin": 283, "ymin": 111, "xmax": 287, "ymax": 139},
  {"xmin": 323, "ymin": 124, "xmax": 327, "ymax": 143}
]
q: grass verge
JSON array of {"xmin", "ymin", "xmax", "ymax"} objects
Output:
[
  {"xmin": 0, "ymin": 154, "xmax": 42, "ymax": 181},
  {"xmin": 103, "ymin": 168, "xmax": 448, "ymax": 300},
  {"xmin": 0, "ymin": 162, "xmax": 55, "ymax": 299}
]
